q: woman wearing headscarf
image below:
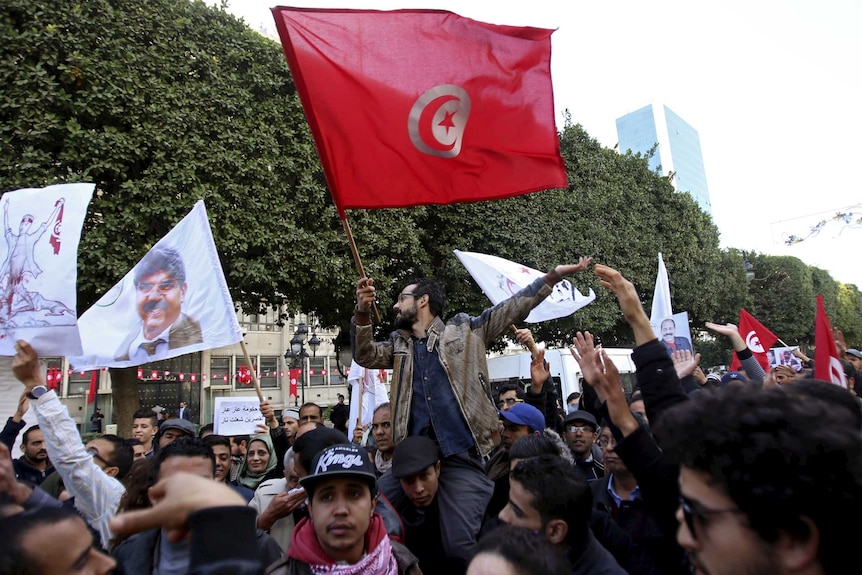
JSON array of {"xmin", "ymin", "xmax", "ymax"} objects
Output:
[{"xmin": 237, "ymin": 433, "xmax": 279, "ymax": 491}]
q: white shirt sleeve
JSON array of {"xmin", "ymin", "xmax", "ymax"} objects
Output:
[{"xmin": 34, "ymin": 390, "xmax": 125, "ymax": 549}]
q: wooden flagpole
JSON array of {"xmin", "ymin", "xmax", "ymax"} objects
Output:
[
  {"xmin": 240, "ymin": 339, "xmax": 264, "ymax": 403},
  {"xmin": 341, "ymin": 216, "xmax": 382, "ymax": 324}
]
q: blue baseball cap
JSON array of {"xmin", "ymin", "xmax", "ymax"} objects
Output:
[{"xmin": 499, "ymin": 403, "xmax": 545, "ymax": 435}]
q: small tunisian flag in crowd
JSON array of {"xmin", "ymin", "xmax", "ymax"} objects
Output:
[
  {"xmin": 814, "ymin": 295, "xmax": 847, "ymax": 388},
  {"xmin": 289, "ymin": 369, "xmax": 301, "ymax": 398},
  {"xmin": 87, "ymin": 371, "xmax": 98, "ymax": 404},
  {"xmin": 730, "ymin": 309, "xmax": 778, "ymax": 372},
  {"xmin": 271, "ymin": 8, "xmax": 567, "ymax": 217}
]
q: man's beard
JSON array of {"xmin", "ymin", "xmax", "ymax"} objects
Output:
[{"xmin": 395, "ymin": 306, "xmax": 417, "ymax": 331}]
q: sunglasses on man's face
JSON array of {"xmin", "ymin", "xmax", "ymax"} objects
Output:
[{"xmin": 678, "ymin": 494, "xmax": 744, "ymax": 540}]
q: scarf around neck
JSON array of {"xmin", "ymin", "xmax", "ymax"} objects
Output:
[
  {"xmin": 374, "ymin": 450, "xmax": 393, "ymax": 475},
  {"xmin": 288, "ymin": 514, "xmax": 398, "ymax": 575}
]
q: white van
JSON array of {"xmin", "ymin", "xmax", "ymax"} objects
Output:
[{"xmin": 486, "ymin": 346, "xmax": 637, "ymax": 403}]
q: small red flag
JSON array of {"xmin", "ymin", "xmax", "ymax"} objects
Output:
[
  {"xmin": 238, "ymin": 365, "xmax": 252, "ymax": 386},
  {"xmin": 289, "ymin": 368, "xmax": 301, "ymax": 397},
  {"xmin": 730, "ymin": 309, "xmax": 778, "ymax": 372},
  {"xmin": 87, "ymin": 371, "xmax": 97, "ymax": 404},
  {"xmin": 271, "ymin": 8, "xmax": 567, "ymax": 218},
  {"xmin": 814, "ymin": 295, "xmax": 847, "ymax": 388},
  {"xmin": 49, "ymin": 198, "xmax": 64, "ymax": 254}
]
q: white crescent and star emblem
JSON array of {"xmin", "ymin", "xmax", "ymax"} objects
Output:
[
  {"xmin": 408, "ymin": 84, "xmax": 471, "ymax": 158},
  {"xmin": 745, "ymin": 330, "xmax": 764, "ymax": 353},
  {"xmin": 829, "ymin": 356, "xmax": 847, "ymax": 387}
]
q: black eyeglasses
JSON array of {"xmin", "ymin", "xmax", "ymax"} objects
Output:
[
  {"xmin": 86, "ymin": 447, "xmax": 112, "ymax": 468},
  {"xmin": 398, "ymin": 292, "xmax": 418, "ymax": 302},
  {"xmin": 678, "ymin": 494, "xmax": 743, "ymax": 539}
]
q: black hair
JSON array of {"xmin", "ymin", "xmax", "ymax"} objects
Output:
[
  {"xmin": 406, "ymin": 278, "xmax": 445, "ymax": 318},
  {"xmin": 497, "ymin": 381, "xmax": 525, "ymax": 402},
  {"xmin": 299, "ymin": 402, "xmax": 323, "ymax": 418},
  {"xmin": 99, "ymin": 434, "xmax": 134, "ymax": 480},
  {"xmin": 509, "ymin": 434, "xmax": 562, "ymax": 461},
  {"xmin": 154, "ymin": 437, "xmax": 215, "ymax": 479},
  {"xmin": 473, "ymin": 524, "xmax": 569, "ymax": 575},
  {"xmin": 785, "ymin": 378, "xmax": 862, "ymax": 431},
  {"xmin": 229, "ymin": 434, "xmax": 250, "ymax": 447},
  {"xmin": 124, "ymin": 437, "xmax": 142, "ymax": 447},
  {"xmin": 293, "ymin": 427, "xmax": 349, "ymax": 477},
  {"xmin": 202, "ymin": 434, "xmax": 231, "ymax": 451},
  {"xmin": 510, "ymin": 455, "xmax": 592, "ymax": 545},
  {"xmin": 132, "ymin": 408, "xmax": 158, "ymax": 427},
  {"xmin": 134, "ymin": 245, "xmax": 186, "ymax": 285},
  {"xmin": 657, "ymin": 385, "xmax": 862, "ymax": 574},
  {"xmin": 21, "ymin": 425, "xmax": 40, "ymax": 445},
  {"xmin": 0, "ymin": 506, "xmax": 82, "ymax": 573},
  {"xmin": 566, "ymin": 392, "xmax": 581, "ymax": 403},
  {"xmin": 198, "ymin": 423, "xmax": 214, "ymax": 438}
]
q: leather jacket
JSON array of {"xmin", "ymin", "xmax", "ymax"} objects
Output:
[{"xmin": 352, "ymin": 277, "xmax": 552, "ymax": 458}]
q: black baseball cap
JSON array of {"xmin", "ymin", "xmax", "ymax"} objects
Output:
[
  {"xmin": 564, "ymin": 410, "xmax": 598, "ymax": 430},
  {"xmin": 391, "ymin": 436, "xmax": 441, "ymax": 479},
  {"xmin": 299, "ymin": 443, "xmax": 378, "ymax": 497}
]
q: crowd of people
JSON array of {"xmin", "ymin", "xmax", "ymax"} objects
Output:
[{"xmin": 2, "ymin": 259, "xmax": 862, "ymax": 575}]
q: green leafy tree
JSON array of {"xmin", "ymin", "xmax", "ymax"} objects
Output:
[
  {"xmin": 0, "ymin": 0, "xmax": 355, "ymax": 433},
  {"xmin": 834, "ymin": 283, "xmax": 862, "ymax": 348},
  {"xmin": 747, "ymin": 254, "xmax": 815, "ymax": 345}
]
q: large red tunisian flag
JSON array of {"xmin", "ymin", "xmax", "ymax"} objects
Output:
[
  {"xmin": 271, "ymin": 8, "xmax": 567, "ymax": 217},
  {"xmin": 730, "ymin": 309, "xmax": 778, "ymax": 372},
  {"xmin": 814, "ymin": 295, "xmax": 848, "ymax": 388}
]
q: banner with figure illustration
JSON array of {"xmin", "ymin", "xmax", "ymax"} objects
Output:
[
  {"xmin": 69, "ymin": 201, "xmax": 242, "ymax": 370},
  {"xmin": 454, "ymin": 250, "xmax": 595, "ymax": 323},
  {"xmin": 0, "ymin": 183, "xmax": 94, "ymax": 356}
]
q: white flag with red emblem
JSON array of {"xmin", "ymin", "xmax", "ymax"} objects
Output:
[{"xmin": 454, "ymin": 250, "xmax": 595, "ymax": 323}]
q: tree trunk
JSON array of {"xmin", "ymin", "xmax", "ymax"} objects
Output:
[{"xmin": 110, "ymin": 367, "xmax": 140, "ymax": 438}]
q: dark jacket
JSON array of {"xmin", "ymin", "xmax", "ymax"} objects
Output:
[
  {"xmin": 525, "ymin": 376, "xmax": 564, "ymax": 434},
  {"xmin": 591, "ymin": 473, "xmax": 686, "ymax": 575},
  {"xmin": 2, "ymin": 418, "xmax": 55, "ymax": 486},
  {"xmin": 330, "ymin": 402, "xmax": 349, "ymax": 433},
  {"xmin": 113, "ymin": 514, "xmax": 282, "ymax": 575},
  {"xmin": 566, "ymin": 530, "xmax": 628, "ymax": 575}
]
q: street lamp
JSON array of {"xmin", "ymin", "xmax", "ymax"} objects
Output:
[
  {"xmin": 283, "ymin": 323, "xmax": 327, "ymax": 406},
  {"xmin": 285, "ymin": 323, "xmax": 309, "ymax": 405}
]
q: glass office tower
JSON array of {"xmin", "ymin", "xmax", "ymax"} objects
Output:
[{"xmin": 616, "ymin": 104, "xmax": 711, "ymax": 214}]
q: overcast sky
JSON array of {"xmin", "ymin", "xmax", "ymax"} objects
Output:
[{"xmin": 212, "ymin": 0, "xmax": 862, "ymax": 290}]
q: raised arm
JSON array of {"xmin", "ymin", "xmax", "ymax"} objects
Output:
[
  {"xmin": 12, "ymin": 340, "xmax": 125, "ymax": 549},
  {"xmin": 542, "ymin": 256, "xmax": 593, "ymax": 287},
  {"xmin": 594, "ymin": 265, "xmax": 655, "ymax": 346},
  {"xmin": 705, "ymin": 321, "xmax": 766, "ymax": 384}
]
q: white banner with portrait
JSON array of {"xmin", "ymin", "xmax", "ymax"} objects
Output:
[{"xmin": 69, "ymin": 201, "xmax": 242, "ymax": 370}]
